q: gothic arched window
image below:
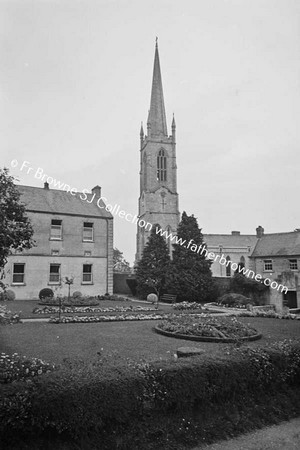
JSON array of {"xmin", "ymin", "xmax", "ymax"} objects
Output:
[
  {"xmin": 157, "ymin": 149, "xmax": 167, "ymax": 181},
  {"xmin": 226, "ymin": 256, "xmax": 231, "ymax": 277}
]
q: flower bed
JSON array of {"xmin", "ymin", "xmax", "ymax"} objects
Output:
[
  {"xmin": 49, "ymin": 313, "xmax": 169, "ymax": 323},
  {"xmin": 235, "ymin": 310, "xmax": 300, "ymax": 320},
  {"xmin": 33, "ymin": 305, "xmax": 155, "ymax": 314},
  {"xmin": 0, "ymin": 306, "xmax": 21, "ymax": 325},
  {"xmin": 155, "ymin": 315, "xmax": 261, "ymax": 342},
  {"xmin": 0, "ymin": 353, "xmax": 55, "ymax": 383},
  {"xmin": 173, "ymin": 301, "xmax": 205, "ymax": 311}
]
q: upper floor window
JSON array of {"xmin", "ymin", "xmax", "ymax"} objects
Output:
[
  {"xmin": 226, "ymin": 256, "xmax": 231, "ymax": 277},
  {"xmin": 82, "ymin": 264, "xmax": 92, "ymax": 283},
  {"xmin": 157, "ymin": 149, "xmax": 167, "ymax": 181},
  {"xmin": 83, "ymin": 222, "xmax": 94, "ymax": 241},
  {"xmin": 50, "ymin": 219, "xmax": 62, "ymax": 240},
  {"xmin": 264, "ymin": 259, "xmax": 273, "ymax": 271},
  {"xmin": 289, "ymin": 259, "xmax": 298, "ymax": 270},
  {"xmin": 12, "ymin": 263, "xmax": 25, "ymax": 284},
  {"xmin": 49, "ymin": 264, "xmax": 60, "ymax": 284}
]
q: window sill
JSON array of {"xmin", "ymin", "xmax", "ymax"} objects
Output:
[
  {"xmin": 11, "ymin": 283, "xmax": 26, "ymax": 286},
  {"xmin": 48, "ymin": 282, "xmax": 61, "ymax": 285},
  {"xmin": 81, "ymin": 282, "xmax": 93, "ymax": 285},
  {"xmin": 50, "ymin": 238, "xmax": 63, "ymax": 241},
  {"xmin": 83, "ymin": 240, "xmax": 94, "ymax": 243}
]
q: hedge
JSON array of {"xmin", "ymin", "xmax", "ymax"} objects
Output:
[{"xmin": 1, "ymin": 340, "xmax": 300, "ymax": 449}]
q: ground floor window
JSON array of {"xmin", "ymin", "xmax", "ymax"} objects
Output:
[
  {"xmin": 49, "ymin": 264, "xmax": 60, "ymax": 284},
  {"xmin": 82, "ymin": 264, "xmax": 92, "ymax": 283},
  {"xmin": 12, "ymin": 263, "xmax": 25, "ymax": 284}
]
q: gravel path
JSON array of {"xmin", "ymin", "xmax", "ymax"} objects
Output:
[{"xmin": 194, "ymin": 417, "xmax": 300, "ymax": 449}]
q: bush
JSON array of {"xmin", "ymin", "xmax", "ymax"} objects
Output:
[
  {"xmin": 0, "ymin": 340, "xmax": 300, "ymax": 449},
  {"xmin": 39, "ymin": 288, "xmax": 54, "ymax": 300},
  {"xmin": 72, "ymin": 291, "xmax": 82, "ymax": 299},
  {"xmin": 0, "ymin": 289, "xmax": 16, "ymax": 301},
  {"xmin": 218, "ymin": 293, "xmax": 252, "ymax": 308}
]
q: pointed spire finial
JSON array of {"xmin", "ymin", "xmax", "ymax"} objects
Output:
[
  {"xmin": 140, "ymin": 121, "xmax": 144, "ymax": 137},
  {"xmin": 147, "ymin": 40, "xmax": 168, "ymax": 138},
  {"xmin": 156, "ymin": 36, "xmax": 158, "ymax": 47},
  {"xmin": 172, "ymin": 113, "xmax": 176, "ymax": 128}
]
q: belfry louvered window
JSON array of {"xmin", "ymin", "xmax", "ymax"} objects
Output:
[{"xmin": 157, "ymin": 149, "xmax": 167, "ymax": 181}]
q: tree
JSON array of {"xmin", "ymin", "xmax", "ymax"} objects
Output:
[
  {"xmin": 0, "ymin": 168, "xmax": 34, "ymax": 289},
  {"xmin": 135, "ymin": 224, "xmax": 170, "ymax": 298},
  {"xmin": 113, "ymin": 248, "xmax": 131, "ymax": 273},
  {"xmin": 167, "ymin": 211, "xmax": 216, "ymax": 303}
]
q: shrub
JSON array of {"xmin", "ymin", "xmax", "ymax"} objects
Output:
[
  {"xmin": 0, "ymin": 340, "xmax": 300, "ymax": 449},
  {"xmin": 0, "ymin": 290, "xmax": 16, "ymax": 301},
  {"xmin": 72, "ymin": 291, "xmax": 82, "ymax": 299},
  {"xmin": 39, "ymin": 288, "xmax": 54, "ymax": 300},
  {"xmin": 39, "ymin": 296, "xmax": 99, "ymax": 306},
  {"xmin": 218, "ymin": 293, "xmax": 252, "ymax": 308}
]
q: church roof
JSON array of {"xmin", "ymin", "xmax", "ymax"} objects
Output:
[
  {"xmin": 203, "ymin": 234, "xmax": 258, "ymax": 249},
  {"xmin": 17, "ymin": 184, "xmax": 113, "ymax": 219},
  {"xmin": 251, "ymin": 231, "xmax": 300, "ymax": 257},
  {"xmin": 147, "ymin": 41, "xmax": 168, "ymax": 138}
]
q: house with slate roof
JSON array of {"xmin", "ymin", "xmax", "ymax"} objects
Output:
[
  {"xmin": 204, "ymin": 229, "xmax": 259, "ymax": 278},
  {"xmin": 250, "ymin": 230, "xmax": 300, "ymax": 310},
  {"xmin": 3, "ymin": 183, "xmax": 113, "ymax": 299}
]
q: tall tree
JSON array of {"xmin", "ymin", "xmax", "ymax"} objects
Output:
[
  {"xmin": 135, "ymin": 224, "xmax": 170, "ymax": 298},
  {"xmin": 113, "ymin": 247, "xmax": 131, "ymax": 273},
  {"xmin": 0, "ymin": 168, "xmax": 34, "ymax": 289},
  {"xmin": 167, "ymin": 211, "xmax": 216, "ymax": 302}
]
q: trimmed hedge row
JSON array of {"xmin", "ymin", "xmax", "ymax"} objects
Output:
[{"xmin": 1, "ymin": 340, "xmax": 300, "ymax": 449}]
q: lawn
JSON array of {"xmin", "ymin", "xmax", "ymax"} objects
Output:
[{"xmin": 1, "ymin": 316, "xmax": 299, "ymax": 365}]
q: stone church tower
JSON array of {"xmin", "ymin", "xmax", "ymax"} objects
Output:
[{"xmin": 136, "ymin": 41, "xmax": 180, "ymax": 260}]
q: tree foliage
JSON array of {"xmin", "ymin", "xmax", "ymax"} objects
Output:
[
  {"xmin": 0, "ymin": 168, "xmax": 34, "ymax": 288},
  {"xmin": 135, "ymin": 224, "xmax": 170, "ymax": 298},
  {"xmin": 113, "ymin": 248, "xmax": 131, "ymax": 273},
  {"xmin": 167, "ymin": 211, "xmax": 216, "ymax": 303}
]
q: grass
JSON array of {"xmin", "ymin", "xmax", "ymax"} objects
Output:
[{"xmin": 0, "ymin": 314, "xmax": 299, "ymax": 365}]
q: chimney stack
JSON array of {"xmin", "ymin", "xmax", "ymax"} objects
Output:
[
  {"xmin": 256, "ymin": 225, "xmax": 264, "ymax": 238},
  {"xmin": 231, "ymin": 231, "xmax": 240, "ymax": 236},
  {"xmin": 44, "ymin": 182, "xmax": 49, "ymax": 190},
  {"xmin": 92, "ymin": 185, "xmax": 101, "ymax": 197}
]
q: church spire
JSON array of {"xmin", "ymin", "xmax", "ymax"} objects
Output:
[{"xmin": 148, "ymin": 38, "xmax": 168, "ymax": 138}]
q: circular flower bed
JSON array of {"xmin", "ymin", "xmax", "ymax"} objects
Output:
[{"xmin": 155, "ymin": 315, "xmax": 261, "ymax": 342}]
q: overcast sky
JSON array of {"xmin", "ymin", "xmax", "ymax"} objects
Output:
[{"xmin": 1, "ymin": 0, "xmax": 300, "ymax": 264}]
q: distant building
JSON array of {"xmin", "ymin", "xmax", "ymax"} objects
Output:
[
  {"xmin": 250, "ymin": 229, "xmax": 300, "ymax": 309},
  {"xmin": 204, "ymin": 229, "xmax": 259, "ymax": 277},
  {"xmin": 3, "ymin": 183, "xmax": 113, "ymax": 300},
  {"xmin": 136, "ymin": 41, "xmax": 179, "ymax": 260}
]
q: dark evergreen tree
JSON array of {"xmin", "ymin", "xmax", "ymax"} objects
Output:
[
  {"xmin": 135, "ymin": 224, "xmax": 170, "ymax": 298},
  {"xmin": 167, "ymin": 211, "xmax": 216, "ymax": 303},
  {"xmin": 0, "ymin": 168, "xmax": 35, "ymax": 289}
]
